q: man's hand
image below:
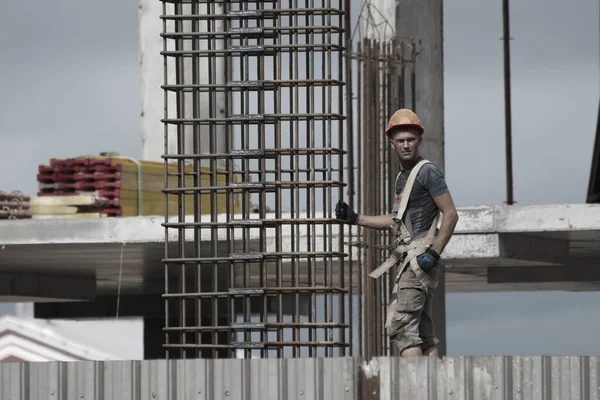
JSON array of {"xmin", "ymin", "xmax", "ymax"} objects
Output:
[
  {"xmin": 335, "ymin": 201, "xmax": 359, "ymax": 225},
  {"xmin": 416, "ymin": 248, "xmax": 440, "ymax": 272}
]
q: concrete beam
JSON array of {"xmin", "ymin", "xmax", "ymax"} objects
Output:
[
  {"xmin": 488, "ymin": 262, "xmax": 600, "ymax": 284},
  {"xmin": 498, "ymin": 233, "xmax": 570, "ymax": 265},
  {"xmin": 443, "ymin": 233, "xmax": 500, "ymax": 261},
  {"xmin": 3, "ymin": 204, "xmax": 598, "ymax": 246},
  {"xmin": 0, "ymin": 272, "xmax": 95, "ymax": 303},
  {"xmin": 457, "ymin": 204, "xmax": 600, "ymax": 233},
  {"xmin": 1, "ymin": 204, "xmax": 599, "ymax": 297},
  {"xmin": 34, "ymin": 294, "xmax": 162, "ymax": 319}
]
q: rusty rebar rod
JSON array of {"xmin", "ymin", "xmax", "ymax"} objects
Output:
[
  {"xmin": 161, "ymin": 0, "xmax": 349, "ymax": 359},
  {"xmin": 350, "ymin": 37, "xmax": 419, "ymax": 358}
]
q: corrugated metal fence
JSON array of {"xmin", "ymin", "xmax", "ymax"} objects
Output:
[{"xmin": 1, "ymin": 356, "xmax": 598, "ymax": 400}]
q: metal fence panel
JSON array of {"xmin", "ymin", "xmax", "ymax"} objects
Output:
[{"xmin": 0, "ymin": 356, "xmax": 598, "ymax": 400}]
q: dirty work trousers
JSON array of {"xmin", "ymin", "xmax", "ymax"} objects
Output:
[{"xmin": 387, "ymin": 260, "xmax": 442, "ymax": 354}]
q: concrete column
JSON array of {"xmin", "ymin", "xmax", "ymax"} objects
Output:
[
  {"xmin": 139, "ymin": 0, "xmax": 227, "ymax": 163},
  {"xmin": 395, "ymin": 0, "xmax": 445, "ymax": 172},
  {"xmin": 139, "ymin": 0, "xmax": 171, "ymax": 162},
  {"xmin": 395, "ymin": 0, "xmax": 447, "ymax": 356}
]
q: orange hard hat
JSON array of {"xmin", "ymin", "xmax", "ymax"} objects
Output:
[{"xmin": 384, "ymin": 109, "xmax": 425, "ymax": 138}]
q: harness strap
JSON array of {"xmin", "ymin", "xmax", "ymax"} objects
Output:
[
  {"xmin": 369, "ymin": 159, "xmax": 440, "ymax": 288},
  {"xmin": 394, "ymin": 160, "xmax": 424, "ymax": 221},
  {"xmin": 394, "ymin": 213, "xmax": 440, "ymax": 290}
]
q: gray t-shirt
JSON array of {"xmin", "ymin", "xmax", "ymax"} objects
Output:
[{"xmin": 391, "ymin": 159, "xmax": 449, "ymax": 236}]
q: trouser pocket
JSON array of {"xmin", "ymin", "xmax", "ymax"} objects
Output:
[
  {"xmin": 395, "ymin": 287, "xmax": 425, "ymax": 313},
  {"xmin": 385, "ymin": 286, "xmax": 425, "ymax": 332}
]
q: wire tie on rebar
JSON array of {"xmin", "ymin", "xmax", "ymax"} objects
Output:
[
  {"xmin": 231, "ymin": 322, "xmax": 266, "ymax": 330},
  {"xmin": 229, "ymin": 114, "xmax": 265, "ymax": 121},
  {"xmin": 231, "ymin": 342, "xmax": 265, "ymax": 349},
  {"xmin": 228, "ymin": 288, "xmax": 265, "ymax": 296},
  {"xmin": 228, "ymin": 81, "xmax": 263, "ymax": 88},
  {"xmin": 230, "ymin": 183, "xmax": 264, "ymax": 190},
  {"xmin": 228, "ymin": 10, "xmax": 262, "ymax": 18},
  {"xmin": 230, "ymin": 45, "xmax": 266, "ymax": 54},
  {"xmin": 228, "ymin": 28, "xmax": 263, "ymax": 36},
  {"xmin": 232, "ymin": 219, "xmax": 263, "ymax": 226},
  {"xmin": 229, "ymin": 253, "xmax": 264, "ymax": 261},
  {"xmin": 230, "ymin": 149, "xmax": 265, "ymax": 157}
]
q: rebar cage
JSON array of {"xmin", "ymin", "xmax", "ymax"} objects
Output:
[
  {"xmin": 160, "ymin": 0, "xmax": 350, "ymax": 359},
  {"xmin": 160, "ymin": 0, "xmax": 419, "ymax": 359}
]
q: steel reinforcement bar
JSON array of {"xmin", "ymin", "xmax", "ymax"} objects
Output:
[
  {"xmin": 349, "ymin": 37, "xmax": 420, "ymax": 358},
  {"xmin": 160, "ymin": 0, "xmax": 349, "ymax": 358}
]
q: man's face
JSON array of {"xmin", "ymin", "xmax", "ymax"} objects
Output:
[{"xmin": 389, "ymin": 128, "xmax": 421, "ymax": 162}]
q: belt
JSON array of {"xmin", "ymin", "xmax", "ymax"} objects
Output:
[{"xmin": 368, "ymin": 236, "xmax": 434, "ymax": 279}]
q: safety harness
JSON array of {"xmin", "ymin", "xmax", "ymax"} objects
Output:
[{"xmin": 369, "ymin": 159, "xmax": 440, "ymax": 291}]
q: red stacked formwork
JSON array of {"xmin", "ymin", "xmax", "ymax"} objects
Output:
[
  {"xmin": 34, "ymin": 155, "xmax": 233, "ymax": 218},
  {"xmin": 0, "ymin": 191, "xmax": 32, "ymax": 220},
  {"xmin": 36, "ymin": 157, "xmax": 124, "ymax": 217}
]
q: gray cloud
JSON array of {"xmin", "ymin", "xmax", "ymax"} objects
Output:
[
  {"xmin": 0, "ymin": 1, "xmax": 137, "ymax": 56},
  {"xmin": 0, "ymin": 0, "xmax": 140, "ymax": 195},
  {"xmin": 444, "ymin": 66, "xmax": 598, "ymax": 206},
  {"xmin": 444, "ymin": 0, "xmax": 599, "ymax": 206},
  {"xmin": 443, "ymin": 0, "xmax": 599, "ymax": 75}
]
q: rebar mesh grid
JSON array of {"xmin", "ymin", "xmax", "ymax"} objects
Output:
[{"xmin": 160, "ymin": 0, "xmax": 349, "ymax": 359}]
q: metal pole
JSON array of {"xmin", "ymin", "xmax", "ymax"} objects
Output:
[{"xmin": 502, "ymin": 0, "xmax": 514, "ymax": 205}]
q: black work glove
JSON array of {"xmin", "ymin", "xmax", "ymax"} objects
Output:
[
  {"xmin": 335, "ymin": 201, "xmax": 359, "ymax": 225},
  {"xmin": 416, "ymin": 248, "xmax": 440, "ymax": 272}
]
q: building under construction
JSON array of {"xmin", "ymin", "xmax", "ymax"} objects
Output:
[
  {"xmin": 1, "ymin": 0, "xmax": 600, "ymax": 397},
  {"xmin": 142, "ymin": 0, "xmax": 449, "ymax": 360}
]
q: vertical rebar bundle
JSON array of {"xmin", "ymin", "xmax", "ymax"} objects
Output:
[
  {"xmin": 160, "ymin": 0, "xmax": 349, "ymax": 358},
  {"xmin": 348, "ymin": 38, "xmax": 419, "ymax": 358}
]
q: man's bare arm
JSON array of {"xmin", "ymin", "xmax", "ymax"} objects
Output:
[
  {"xmin": 357, "ymin": 214, "xmax": 395, "ymax": 230},
  {"xmin": 431, "ymin": 192, "xmax": 459, "ymax": 254}
]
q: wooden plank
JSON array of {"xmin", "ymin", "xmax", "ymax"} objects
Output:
[
  {"xmin": 30, "ymin": 195, "xmax": 106, "ymax": 207},
  {"xmin": 30, "ymin": 205, "xmax": 79, "ymax": 215},
  {"xmin": 31, "ymin": 213, "xmax": 104, "ymax": 219},
  {"xmin": 34, "ymin": 156, "xmax": 242, "ymax": 218}
]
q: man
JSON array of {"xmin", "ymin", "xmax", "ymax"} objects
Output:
[{"xmin": 335, "ymin": 108, "xmax": 458, "ymax": 357}]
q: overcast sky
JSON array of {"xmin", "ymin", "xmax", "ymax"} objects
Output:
[
  {"xmin": 444, "ymin": 0, "xmax": 599, "ymax": 207},
  {"xmin": 0, "ymin": 0, "xmax": 599, "ymax": 358}
]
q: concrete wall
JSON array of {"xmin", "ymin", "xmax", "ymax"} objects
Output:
[
  {"xmin": 395, "ymin": 0, "xmax": 445, "ymax": 173},
  {"xmin": 139, "ymin": 0, "xmax": 171, "ymax": 162},
  {"xmin": 1, "ymin": 356, "xmax": 597, "ymax": 399},
  {"xmin": 138, "ymin": 0, "xmax": 227, "ymax": 163}
]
